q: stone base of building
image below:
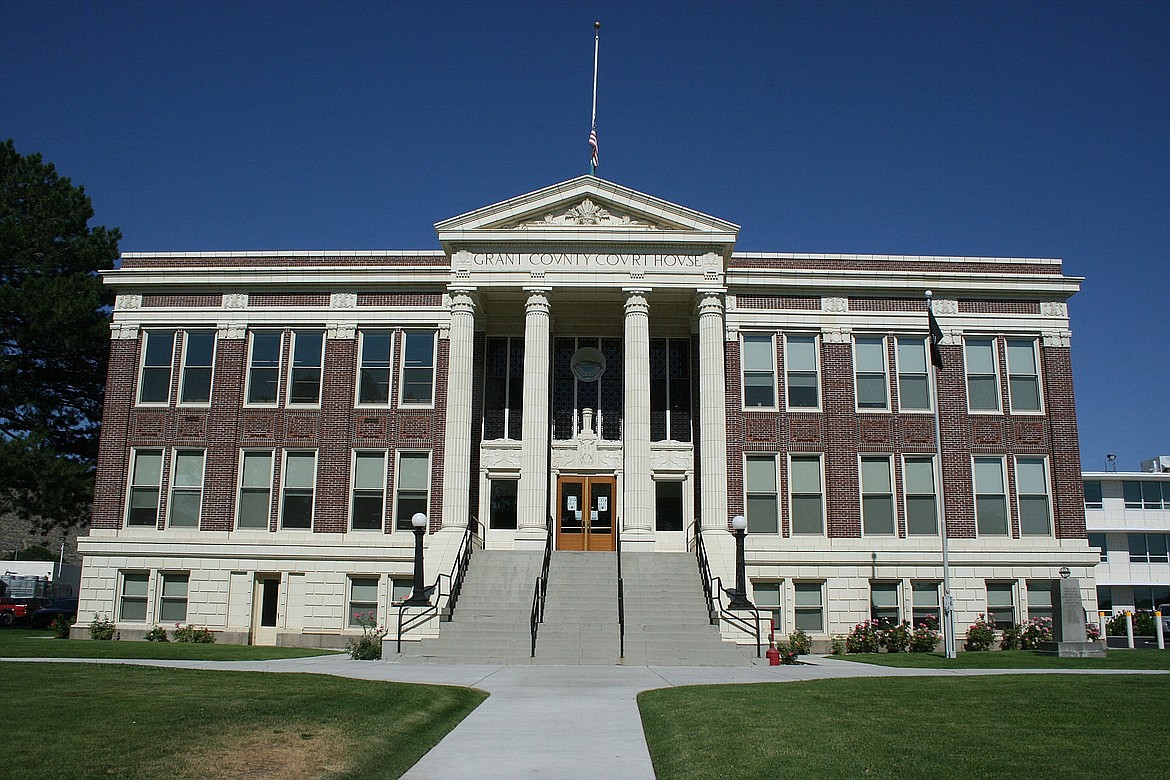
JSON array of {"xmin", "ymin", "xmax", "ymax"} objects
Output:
[{"xmin": 1038, "ymin": 640, "xmax": 1107, "ymax": 658}]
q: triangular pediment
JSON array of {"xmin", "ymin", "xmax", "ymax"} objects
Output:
[{"xmin": 435, "ymin": 176, "xmax": 739, "ymax": 248}]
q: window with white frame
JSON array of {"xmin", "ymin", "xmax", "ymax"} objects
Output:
[
  {"xmin": 126, "ymin": 449, "xmax": 163, "ymax": 527},
  {"xmin": 137, "ymin": 331, "xmax": 175, "ymax": 405},
  {"xmin": 1087, "ymin": 533, "xmax": 1107, "ymax": 562},
  {"xmin": 178, "ymin": 331, "xmax": 216, "ymax": 405},
  {"xmin": 895, "ymin": 337, "xmax": 931, "ymax": 411},
  {"xmin": 237, "ymin": 451, "xmax": 273, "ymax": 529},
  {"xmin": 119, "ymin": 571, "xmax": 149, "ymax": 622},
  {"xmin": 1006, "ymin": 339, "xmax": 1042, "ymax": 412},
  {"xmin": 1129, "ymin": 533, "xmax": 1169, "ymax": 563},
  {"xmin": 484, "ymin": 336, "xmax": 525, "ymax": 439},
  {"xmin": 785, "ymin": 334, "xmax": 820, "ymax": 409},
  {"xmin": 1120, "ymin": 480, "xmax": 1169, "ymax": 510},
  {"xmin": 287, "ymin": 330, "xmax": 324, "ymax": 406},
  {"xmin": 794, "ymin": 582, "xmax": 824, "ymax": 632},
  {"xmin": 854, "ymin": 337, "xmax": 889, "ymax": 410},
  {"xmin": 649, "ymin": 338, "xmax": 692, "ymax": 442},
  {"xmin": 1016, "ymin": 457, "xmax": 1052, "ymax": 536},
  {"xmin": 357, "ymin": 330, "xmax": 394, "ymax": 406},
  {"xmin": 1123, "ymin": 481, "xmax": 1143, "ymax": 509},
  {"xmin": 158, "ymin": 572, "xmax": 189, "ymax": 623},
  {"xmin": 246, "ymin": 332, "xmax": 282, "ymax": 405},
  {"xmin": 861, "ymin": 456, "xmax": 895, "ymax": 535},
  {"xmin": 752, "ymin": 581, "xmax": 783, "ymax": 634},
  {"xmin": 390, "ymin": 578, "xmax": 414, "ymax": 604},
  {"xmin": 964, "ymin": 338, "xmax": 1000, "ymax": 412},
  {"xmin": 394, "ymin": 452, "xmax": 430, "ymax": 530},
  {"xmin": 911, "ymin": 581, "xmax": 940, "ymax": 629},
  {"xmin": 1133, "ymin": 585, "xmax": 1170, "ymax": 611},
  {"xmin": 654, "ymin": 479, "xmax": 684, "ymax": 532},
  {"xmin": 974, "ymin": 457, "xmax": 1009, "ymax": 535},
  {"xmin": 870, "ymin": 582, "xmax": 899, "ymax": 622},
  {"xmin": 400, "ymin": 331, "xmax": 436, "ymax": 406},
  {"xmin": 789, "ymin": 454, "xmax": 824, "ymax": 535},
  {"xmin": 490, "ymin": 478, "xmax": 519, "ymax": 530},
  {"xmin": 986, "ymin": 582, "xmax": 1016, "ymax": 629},
  {"xmin": 1026, "ymin": 581, "xmax": 1054, "ymax": 622},
  {"xmin": 745, "ymin": 455, "xmax": 779, "ymax": 533},
  {"xmin": 741, "ymin": 334, "xmax": 776, "ymax": 408},
  {"xmin": 348, "ymin": 577, "xmax": 379, "ymax": 627},
  {"xmin": 903, "ymin": 456, "xmax": 938, "ymax": 535},
  {"xmin": 350, "ymin": 451, "xmax": 387, "ymax": 531},
  {"xmin": 1083, "ymin": 480, "xmax": 1103, "ymax": 510},
  {"xmin": 280, "ymin": 451, "xmax": 317, "ymax": 530},
  {"xmin": 168, "ymin": 449, "xmax": 205, "ymax": 528}
]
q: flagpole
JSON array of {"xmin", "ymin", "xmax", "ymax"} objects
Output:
[
  {"xmin": 590, "ymin": 20, "xmax": 600, "ymax": 175},
  {"xmin": 927, "ymin": 290, "xmax": 958, "ymax": 659}
]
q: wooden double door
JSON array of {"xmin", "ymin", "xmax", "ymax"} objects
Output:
[{"xmin": 556, "ymin": 475, "xmax": 616, "ymax": 551}]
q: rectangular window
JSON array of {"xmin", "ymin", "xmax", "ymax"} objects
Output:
[
  {"xmin": 237, "ymin": 451, "xmax": 274, "ymax": 529},
  {"xmin": 1129, "ymin": 533, "xmax": 1169, "ymax": 564},
  {"xmin": 348, "ymin": 577, "xmax": 379, "ymax": 627},
  {"xmin": 896, "ymin": 337, "xmax": 931, "ymax": 411},
  {"xmin": 987, "ymin": 582, "xmax": 1016, "ymax": 630},
  {"xmin": 1087, "ymin": 533, "xmax": 1107, "ymax": 562},
  {"xmin": 400, "ymin": 331, "xmax": 436, "ymax": 406},
  {"xmin": 752, "ymin": 581, "xmax": 782, "ymax": 634},
  {"xmin": 1134, "ymin": 585, "xmax": 1170, "ymax": 612},
  {"xmin": 395, "ymin": 452, "xmax": 430, "ymax": 530},
  {"xmin": 288, "ymin": 330, "xmax": 324, "ymax": 405},
  {"xmin": 246, "ymin": 332, "xmax": 282, "ymax": 405},
  {"xmin": 280, "ymin": 451, "xmax": 316, "ymax": 530},
  {"xmin": 745, "ymin": 455, "xmax": 779, "ymax": 534},
  {"xmin": 654, "ymin": 479, "xmax": 684, "ymax": 532},
  {"xmin": 854, "ymin": 337, "xmax": 889, "ymax": 410},
  {"xmin": 158, "ymin": 572, "xmax": 189, "ymax": 623},
  {"xmin": 138, "ymin": 331, "xmax": 175, "ymax": 404},
  {"xmin": 357, "ymin": 331, "xmax": 394, "ymax": 405},
  {"xmin": 1026, "ymin": 581, "xmax": 1054, "ymax": 622},
  {"xmin": 794, "ymin": 582, "xmax": 824, "ymax": 632},
  {"xmin": 974, "ymin": 457, "xmax": 1009, "ymax": 536},
  {"xmin": 1123, "ymin": 481, "xmax": 1142, "ymax": 509},
  {"xmin": 965, "ymin": 338, "xmax": 1000, "ymax": 411},
  {"xmin": 650, "ymin": 338, "xmax": 692, "ymax": 442},
  {"xmin": 1143, "ymin": 481, "xmax": 1164, "ymax": 510},
  {"xmin": 391, "ymin": 578, "xmax": 414, "ymax": 604},
  {"xmin": 1016, "ymin": 458, "xmax": 1052, "ymax": 536},
  {"xmin": 1006, "ymin": 339, "xmax": 1042, "ymax": 412},
  {"xmin": 350, "ymin": 451, "xmax": 387, "ymax": 531},
  {"xmin": 1096, "ymin": 585, "xmax": 1112, "ymax": 612},
  {"xmin": 119, "ymin": 572, "xmax": 149, "ymax": 622},
  {"xmin": 911, "ymin": 582, "xmax": 940, "ymax": 629},
  {"xmin": 741, "ymin": 334, "xmax": 776, "ymax": 408},
  {"xmin": 861, "ymin": 456, "xmax": 895, "ymax": 535},
  {"xmin": 785, "ymin": 334, "xmax": 820, "ymax": 409},
  {"xmin": 789, "ymin": 455, "xmax": 824, "ymax": 535},
  {"xmin": 127, "ymin": 449, "xmax": 163, "ymax": 527},
  {"xmin": 1083, "ymin": 480, "xmax": 1103, "ymax": 510},
  {"xmin": 903, "ymin": 456, "xmax": 938, "ymax": 535},
  {"xmin": 178, "ymin": 331, "xmax": 215, "ymax": 404},
  {"xmin": 483, "ymin": 336, "xmax": 525, "ymax": 439},
  {"xmin": 168, "ymin": 449, "xmax": 205, "ymax": 528},
  {"xmin": 489, "ymin": 478, "xmax": 519, "ymax": 530},
  {"xmin": 870, "ymin": 582, "xmax": 899, "ymax": 623}
]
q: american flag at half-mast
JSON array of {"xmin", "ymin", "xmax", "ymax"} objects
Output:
[
  {"xmin": 927, "ymin": 302, "xmax": 945, "ymax": 370},
  {"xmin": 588, "ymin": 125, "xmax": 599, "ymax": 170}
]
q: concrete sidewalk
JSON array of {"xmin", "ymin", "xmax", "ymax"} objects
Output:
[{"xmin": 7, "ymin": 654, "xmax": 1167, "ymax": 779}]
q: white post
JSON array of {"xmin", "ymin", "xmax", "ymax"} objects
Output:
[
  {"xmin": 1157, "ymin": 610, "xmax": 1165, "ymax": 650},
  {"xmin": 1098, "ymin": 610, "xmax": 1107, "ymax": 642},
  {"xmin": 1126, "ymin": 611, "xmax": 1135, "ymax": 649}
]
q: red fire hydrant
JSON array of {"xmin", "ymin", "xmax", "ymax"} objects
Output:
[{"xmin": 766, "ymin": 642, "xmax": 780, "ymax": 666}]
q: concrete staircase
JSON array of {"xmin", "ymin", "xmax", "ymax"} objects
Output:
[{"xmin": 393, "ymin": 549, "xmax": 752, "ymax": 666}]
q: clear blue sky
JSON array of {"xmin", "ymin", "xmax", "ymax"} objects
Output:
[{"xmin": 3, "ymin": 1, "xmax": 1167, "ymax": 471}]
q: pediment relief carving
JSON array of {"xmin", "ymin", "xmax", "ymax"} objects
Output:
[{"xmin": 509, "ymin": 198, "xmax": 676, "ymax": 231}]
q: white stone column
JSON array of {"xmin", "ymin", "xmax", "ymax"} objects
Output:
[
  {"xmin": 441, "ymin": 289, "xmax": 476, "ymax": 531},
  {"xmin": 623, "ymin": 290, "xmax": 653, "ymax": 542},
  {"xmin": 517, "ymin": 290, "xmax": 552, "ymax": 542},
  {"xmin": 697, "ymin": 292, "xmax": 728, "ymax": 531}
]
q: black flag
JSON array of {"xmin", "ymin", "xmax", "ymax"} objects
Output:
[{"xmin": 927, "ymin": 305, "xmax": 945, "ymax": 370}]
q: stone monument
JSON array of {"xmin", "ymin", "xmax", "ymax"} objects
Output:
[{"xmin": 1040, "ymin": 572, "xmax": 1106, "ymax": 658}]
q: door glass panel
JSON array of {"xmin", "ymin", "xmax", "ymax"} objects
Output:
[
  {"xmin": 560, "ymin": 482, "xmax": 583, "ymax": 535},
  {"xmin": 591, "ymin": 481, "xmax": 612, "ymax": 532}
]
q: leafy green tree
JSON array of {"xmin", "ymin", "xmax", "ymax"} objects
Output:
[{"xmin": 0, "ymin": 139, "xmax": 120, "ymax": 532}]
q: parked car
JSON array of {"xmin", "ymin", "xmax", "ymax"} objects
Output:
[
  {"xmin": 0, "ymin": 597, "xmax": 52, "ymax": 626},
  {"xmin": 30, "ymin": 598, "xmax": 79, "ymax": 628}
]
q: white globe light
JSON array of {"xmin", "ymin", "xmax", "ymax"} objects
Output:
[
  {"xmin": 731, "ymin": 514, "xmax": 747, "ymax": 531},
  {"xmin": 411, "ymin": 512, "xmax": 428, "ymax": 529}
]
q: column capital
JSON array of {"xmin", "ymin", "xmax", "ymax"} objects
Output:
[
  {"xmin": 623, "ymin": 289, "xmax": 649, "ymax": 315},
  {"xmin": 524, "ymin": 289, "xmax": 551, "ymax": 314},
  {"xmin": 446, "ymin": 288, "xmax": 479, "ymax": 313},
  {"xmin": 695, "ymin": 292, "xmax": 725, "ymax": 317}
]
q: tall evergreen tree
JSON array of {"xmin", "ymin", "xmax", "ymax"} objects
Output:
[{"xmin": 0, "ymin": 139, "xmax": 120, "ymax": 532}]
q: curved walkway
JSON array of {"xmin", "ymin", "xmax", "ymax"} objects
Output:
[{"xmin": 7, "ymin": 654, "xmax": 1167, "ymax": 779}]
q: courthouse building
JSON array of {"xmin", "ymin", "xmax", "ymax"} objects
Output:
[{"xmin": 76, "ymin": 176, "xmax": 1099, "ymax": 646}]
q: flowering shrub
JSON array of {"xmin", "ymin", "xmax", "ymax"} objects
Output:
[
  {"xmin": 1000, "ymin": 623, "xmax": 1022, "ymax": 650},
  {"xmin": 908, "ymin": 623, "xmax": 940, "ymax": 653},
  {"xmin": 880, "ymin": 621, "xmax": 911, "ymax": 653},
  {"xmin": 964, "ymin": 613, "xmax": 996, "ymax": 651},
  {"xmin": 89, "ymin": 614, "xmax": 115, "ymax": 641},
  {"xmin": 346, "ymin": 611, "xmax": 387, "ymax": 660},
  {"xmin": 845, "ymin": 619, "xmax": 882, "ymax": 654},
  {"xmin": 144, "ymin": 625, "xmax": 170, "ymax": 642},
  {"xmin": 1085, "ymin": 622, "xmax": 1102, "ymax": 641},
  {"xmin": 788, "ymin": 628, "xmax": 811, "ymax": 655},
  {"xmin": 173, "ymin": 623, "xmax": 216, "ymax": 643},
  {"xmin": 50, "ymin": 615, "xmax": 74, "ymax": 640},
  {"xmin": 1020, "ymin": 617, "xmax": 1053, "ymax": 649},
  {"xmin": 1107, "ymin": 611, "xmax": 1156, "ymax": 636},
  {"xmin": 830, "ymin": 637, "xmax": 845, "ymax": 656},
  {"xmin": 771, "ymin": 641, "xmax": 800, "ymax": 664}
]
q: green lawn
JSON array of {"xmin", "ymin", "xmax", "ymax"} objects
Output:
[
  {"xmin": 4, "ymin": 663, "xmax": 486, "ymax": 779},
  {"xmin": 827, "ymin": 648, "xmax": 1170, "ymax": 669},
  {"xmin": 640, "ymin": 675, "xmax": 1168, "ymax": 779},
  {"xmin": 0, "ymin": 626, "xmax": 339, "ymax": 660}
]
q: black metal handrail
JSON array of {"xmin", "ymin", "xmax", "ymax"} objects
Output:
[
  {"xmin": 691, "ymin": 518, "xmax": 762, "ymax": 657},
  {"xmin": 395, "ymin": 520, "xmax": 482, "ymax": 653},
  {"xmin": 616, "ymin": 516, "xmax": 625, "ymax": 659},
  {"xmin": 530, "ymin": 513, "xmax": 553, "ymax": 657}
]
